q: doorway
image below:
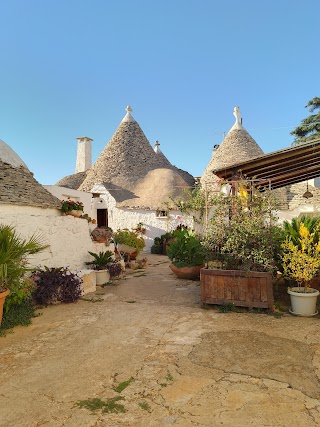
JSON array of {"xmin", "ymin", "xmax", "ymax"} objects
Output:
[{"xmin": 97, "ymin": 209, "xmax": 108, "ymax": 227}]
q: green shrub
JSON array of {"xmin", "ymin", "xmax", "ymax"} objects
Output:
[
  {"xmin": 0, "ymin": 298, "xmax": 36, "ymax": 336},
  {"xmin": 167, "ymin": 229, "xmax": 206, "ymax": 267},
  {"xmin": 114, "ymin": 229, "xmax": 145, "ymax": 254}
]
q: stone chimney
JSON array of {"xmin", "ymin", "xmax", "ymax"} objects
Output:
[{"xmin": 76, "ymin": 136, "xmax": 93, "ymax": 173}]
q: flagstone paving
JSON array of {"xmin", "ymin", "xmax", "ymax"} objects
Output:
[{"xmin": 0, "ymin": 255, "xmax": 320, "ymax": 426}]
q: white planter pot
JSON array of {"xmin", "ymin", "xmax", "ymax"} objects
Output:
[
  {"xmin": 287, "ymin": 287, "xmax": 319, "ymax": 316},
  {"xmin": 95, "ymin": 269, "xmax": 110, "ymax": 286}
]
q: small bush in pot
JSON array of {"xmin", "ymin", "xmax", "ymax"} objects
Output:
[
  {"xmin": 282, "ymin": 223, "xmax": 320, "ymax": 315},
  {"xmin": 114, "ymin": 229, "xmax": 145, "ymax": 255},
  {"xmin": 167, "ymin": 229, "xmax": 206, "ymax": 268},
  {"xmin": 201, "ymin": 184, "xmax": 280, "ymax": 310},
  {"xmin": 282, "ymin": 223, "xmax": 320, "ymax": 290},
  {"xmin": 167, "ymin": 229, "xmax": 206, "ymax": 279}
]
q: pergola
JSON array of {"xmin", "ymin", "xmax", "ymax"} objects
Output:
[{"xmin": 213, "ymin": 139, "xmax": 320, "ymax": 190}]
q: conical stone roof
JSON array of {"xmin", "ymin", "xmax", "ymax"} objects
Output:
[
  {"xmin": 0, "ymin": 139, "xmax": 61, "ymax": 209},
  {"xmin": 153, "ymin": 140, "xmax": 195, "ymax": 186},
  {"xmin": 79, "ymin": 106, "xmax": 173, "ymax": 193},
  {"xmin": 201, "ymin": 107, "xmax": 263, "ymax": 186},
  {"xmin": 56, "ymin": 171, "xmax": 87, "ymax": 190}
]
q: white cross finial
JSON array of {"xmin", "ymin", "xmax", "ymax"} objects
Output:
[{"xmin": 154, "ymin": 140, "xmax": 160, "ymax": 148}]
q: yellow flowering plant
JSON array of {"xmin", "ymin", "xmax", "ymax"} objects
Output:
[{"xmin": 282, "ymin": 223, "xmax": 320, "ymax": 292}]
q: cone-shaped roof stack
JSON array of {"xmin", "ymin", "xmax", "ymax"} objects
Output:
[
  {"xmin": 201, "ymin": 107, "xmax": 263, "ymax": 186},
  {"xmin": 79, "ymin": 106, "xmax": 172, "ymax": 193}
]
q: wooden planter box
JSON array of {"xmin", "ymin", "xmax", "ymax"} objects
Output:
[{"xmin": 200, "ymin": 268, "xmax": 274, "ymax": 310}]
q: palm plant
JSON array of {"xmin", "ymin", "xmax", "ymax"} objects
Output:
[
  {"xmin": 0, "ymin": 224, "xmax": 48, "ymax": 309},
  {"xmin": 283, "ymin": 216, "xmax": 320, "ymax": 248}
]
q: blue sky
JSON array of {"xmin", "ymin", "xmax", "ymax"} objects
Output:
[{"xmin": 0, "ymin": 0, "xmax": 319, "ymax": 184}]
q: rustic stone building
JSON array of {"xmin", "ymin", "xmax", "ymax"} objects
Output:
[
  {"xmin": 56, "ymin": 106, "xmax": 194, "ymax": 250},
  {"xmin": 0, "ymin": 138, "xmax": 107, "ymax": 270},
  {"xmin": 201, "ymin": 107, "xmax": 320, "ymax": 220}
]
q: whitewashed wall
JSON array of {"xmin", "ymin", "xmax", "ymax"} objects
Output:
[
  {"xmin": 44, "ymin": 185, "xmax": 93, "ymax": 216},
  {"xmin": 0, "ymin": 204, "xmax": 111, "ymax": 270},
  {"xmin": 91, "ymin": 184, "xmax": 194, "ymax": 251}
]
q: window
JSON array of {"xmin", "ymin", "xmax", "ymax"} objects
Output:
[{"xmin": 156, "ymin": 209, "xmax": 168, "ymax": 218}]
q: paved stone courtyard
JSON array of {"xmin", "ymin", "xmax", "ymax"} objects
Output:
[{"xmin": 0, "ymin": 255, "xmax": 320, "ymax": 426}]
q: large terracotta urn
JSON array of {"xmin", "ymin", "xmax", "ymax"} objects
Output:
[{"xmin": 169, "ymin": 264, "xmax": 204, "ymax": 280}]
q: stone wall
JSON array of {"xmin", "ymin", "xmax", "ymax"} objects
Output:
[{"xmin": 0, "ymin": 204, "xmax": 110, "ymax": 270}]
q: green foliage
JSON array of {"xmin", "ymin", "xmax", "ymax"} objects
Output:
[
  {"xmin": 282, "ymin": 223, "xmax": 320, "ymax": 289},
  {"xmin": 204, "ymin": 187, "xmax": 281, "ymax": 272},
  {"xmin": 114, "ymin": 229, "xmax": 145, "ymax": 254},
  {"xmin": 32, "ymin": 267, "xmax": 82, "ymax": 305},
  {"xmin": 75, "ymin": 396, "xmax": 125, "ymax": 414},
  {"xmin": 0, "ymin": 224, "xmax": 48, "ymax": 311},
  {"xmin": 113, "ymin": 377, "xmax": 134, "ymax": 393},
  {"xmin": 0, "ymin": 298, "xmax": 36, "ymax": 336},
  {"xmin": 151, "ymin": 244, "xmax": 163, "ymax": 254},
  {"xmin": 151, "ymin": 232, "xmax": 175, "ymax": 254},
  {"xmin": 169, "ymin": 186, "xmax": 217, "ymax": 224},
  {"xmin": 61, "ymin": 199, "xmax": 84, "ymax": 212},
  {"xmin": 138, "ymin": 401, "xmax": 151, "ymax": 411},
  {"xmin": 291, "ymin": 97, "xmax": 320, "ymax": 145},
  {"xmin": 85, "ymin": 251, "xmax": 114, "ymax": 270},
  {"xmin": 167, "ymin": 229, "xmax": 206, "ymax": 267},
  {"xmin": 282, "ymin": 216, "xmax": 320, "ymax": 248}
]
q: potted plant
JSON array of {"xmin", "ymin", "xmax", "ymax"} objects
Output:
[
  {"xmin": 114, "ymin": 229, "xmax": 145, "ymax": 256},
  {"xmin": 90, "ymin": 226, "xmax": 113, "ymax": 243},
  {"xmin": 167, "ymin": 228, "xmax": 206, "ymax": 279},
  {"xmin": 61, "ymin": 199, "xmax": 84, "ymax": 217},
  {"xmin": 85, "ymin": 251, "xmax": 114, "ymax": 285},
  {"xmin": 200, "ymin": 186, "xmax": 281, "ymax": 310},
  {"xmin": 282, "ymin": 222, "xmax": 320, "ymax": 316},
  {"xmin": 0, "ymin": 224, "xmax": 48, "ymax": 324},
  {"xmin": 32, "ymin": 267, "xmax": 83, "ymax": 305},
  {"xmin": 0, "ymin": 264, "xmax": 10, "ymax": 325}
]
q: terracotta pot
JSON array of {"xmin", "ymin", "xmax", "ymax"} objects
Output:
[
  {"xmin": 0, "ymin": 289, "xmax": 10, "ymax": 325},
  {"xmin": 67, "ymin": 210, "xmax": 83, "ymax": 218},
  {"xmin": 169, "ymin": 264, "xmax": 204, "ymax": 280},
  {"xmin": 95, "ymin": 236, "xmax": 107, "ymax": 243}
]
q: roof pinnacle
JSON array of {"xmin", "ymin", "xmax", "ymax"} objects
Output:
[
  {"xmin": 232, "ymin": 106, "xmax": 243, "ymax": 129},
  {"xmin": 121, "ymin": 105, "xmax": 135, "ymax": 123},
  {"xmin": 154, "ymin": 140, "xmax": 160, "ymax": 153}
]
